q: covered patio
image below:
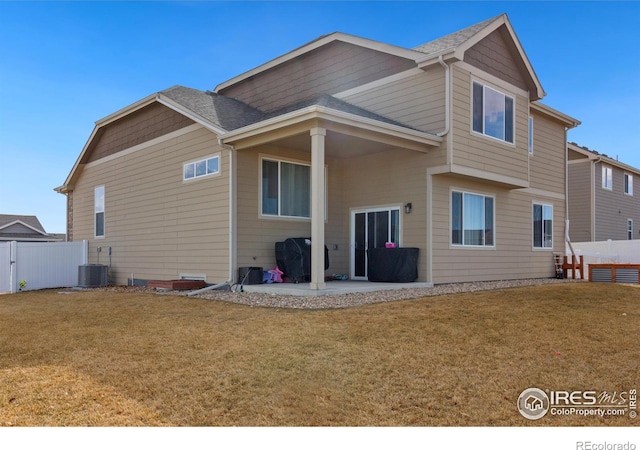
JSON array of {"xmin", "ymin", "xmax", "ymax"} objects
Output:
[
  {"xmin": 220, "ymin": 95, "xmax": 442, "ymax": 291},
  {"xmin": 241, "ymin": 280, "xmax": 434, "ymax": 296}
]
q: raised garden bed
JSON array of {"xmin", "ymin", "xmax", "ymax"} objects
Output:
[
  {"xmin": 147, "ymin": 280, "xmax": 206, "ymax": 290},
  {"xmin": 589, "ymin": 264, "xmax": 640, "ymax": 284}
]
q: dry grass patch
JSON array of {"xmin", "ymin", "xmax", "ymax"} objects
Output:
[{"xmin": 0, "ymin": 283, "xmax": 638, "ymax": 426}]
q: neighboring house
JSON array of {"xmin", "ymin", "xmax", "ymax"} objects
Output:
[
  {"xmin": 0, "ymin": 214, "xmax": 64, "ymax": 242},
  {"xmin": 55, "ymin": 14, "xmax": 579, "ymax": 289},
  {"xmin": 568, "ymin": 143, "xmax": 640, "ymax": 242}
]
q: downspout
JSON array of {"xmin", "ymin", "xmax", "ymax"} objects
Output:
[
  {"xmin": 565, "ymin": 128, "xmax": 575, "ymax": 257},
  {"xmin": 436, "ymin": 55, "xmax": 451, "ymax": 140},
  {"xmin": 591, "ymin": 157, "xmax": 601, "ymax": 241},
  {"xmin": 219, "ymin": 139, "xmax": 237, "ymax": 285},
  {"xmin": 426, "ymin": 56, "xmax": 451, "ymax": 284}
]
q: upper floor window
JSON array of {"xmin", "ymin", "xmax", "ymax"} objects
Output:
[
  {"xmin": 472, "ymin": 81, "xmax": 514, "ymax": 144},
  {"xmin": 94, "ymin": 186, "xmax": 105, "ymax": 238},
  {"xmin": 262, "ymin": 158, "xmax": 311, "ymax": 218},
  {"xmin": 184, "ymin": 154, "xmax": 220, "ymax": 181},
  {"xmin": 624, "ymin": 173, "xmax": 633, "ymax": 195},
  {"xmin": 533, "ymin": 203, "xmax": 553, "ymax": 249},
  {"xmin": 602, "ymin": 165, "xmax": 613, "ymax": 190},
  {"xmin": 451, "ymin": 190, "xmax": 494, "ymax": 247}
]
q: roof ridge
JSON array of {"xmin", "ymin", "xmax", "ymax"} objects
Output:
[{"xmin": 412, "ymin": 13, "xmax": 504, "ymax": 55}]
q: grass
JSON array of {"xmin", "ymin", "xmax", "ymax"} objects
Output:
[{"xmin": 0, "ymin": 282, "xmax": 638, "ymax": 426}]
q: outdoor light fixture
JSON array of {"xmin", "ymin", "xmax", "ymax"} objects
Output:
[{"xmin": 404, "ymin": 202, "xmax": 412, "ymax": 214}]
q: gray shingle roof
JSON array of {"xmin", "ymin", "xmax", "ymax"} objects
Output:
[
  {"xmin": 412, "ymin": 15, "xmax": 500, "ymax": 55},
  {"xmin": 262, "ymin": 94, "xmax": 418, "ymax": 130},
  {"xmin": 160, "ymin": 86, "xmax": 264, "ymax": 131},
  {"xmin": 161, "ymin": 87, "xmax": 416, "ymax": 132},
  {"xmin": 0, "ymin": 214, "xmax": 45, "ymax": 232}
]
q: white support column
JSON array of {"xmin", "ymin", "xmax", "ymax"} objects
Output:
[{"xmin": 310, "ymin": 127, "xmax": 326, "ymax": 290}]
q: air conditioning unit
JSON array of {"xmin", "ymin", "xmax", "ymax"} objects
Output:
[{"xmin": 78, "ymin": 264, "xmax": 108, "ymax": 287}]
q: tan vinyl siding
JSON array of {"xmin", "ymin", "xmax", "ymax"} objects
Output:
[
  {"xmin": 431, "ymin": 175, "xmax": 563, "ymax": 283},
  {"xmin": 594, "ymin": 162, "xmax": 640, "ymax": 241},
  {"xmin": 568, "ymin": 161, "xmax": 593, "ymax": 242},
  {"xmin": 340, "ymin": 67, "xmax": 446, "ymax": 135},
  {"xmin": 528, "ymin": 112, "xmax": 565, "ymax": 194},
  {"xmin": 219, "ymin": 41, "xmax": 415, "ymax": 112},
  {"xmin": 450, "ymin": 64, "xmax": 529, "ymax": 182},
  {"xmin": 72, "ymin": 125, "xmax": 230, "ymax": 284}
]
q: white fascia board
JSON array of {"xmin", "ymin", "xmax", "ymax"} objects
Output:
[
  {"xmin": 531, "ymin": 102, "xmax": 581, "ymax": 128},
  {"xmin": 95, "ymin": 93, "xmax": 157, "ymax": 127},
  {"xmin": 214, "ymin": 32, "xmax": 424, "ymax": 93},
  {"xmin": 0, "ymin": 220, "xmax": 47, "ymax": 235},
  {"xmin": 219, "ymin": 105, "xmax": 442, "ymax": 148}
]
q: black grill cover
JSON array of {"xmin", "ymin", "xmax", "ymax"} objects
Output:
[
  {"xmin": 367, "ymin": 247, "xmax": 419, "ymax": 282},
  {"xmin": 275, "ymin": 237, "xmax": 329, "ymax": 282}
]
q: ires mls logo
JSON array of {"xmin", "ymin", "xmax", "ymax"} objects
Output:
[
  {"xmin": 518, "ymin": 388, "xmax": 550, "ymax": 420},
  {"xmin": 518, "ymin": 387, "xmax": 638, "ymax": 420}
]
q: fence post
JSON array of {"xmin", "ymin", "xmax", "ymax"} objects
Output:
[
  {"xmin": 9, "ymin": 241, "xmax": 17, "ymax": 294},
  {"xmin": 82, "ymin": 240, "xmax": 89, "ymax": 264}
]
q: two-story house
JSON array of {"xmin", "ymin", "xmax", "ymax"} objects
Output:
[
  {"xmin": 568, "ymin": 143, "xmax": 640, "ymax": 242},
  {"xmin": 55, "ymin": 14, "xmax": 579, "ymax": 290}
]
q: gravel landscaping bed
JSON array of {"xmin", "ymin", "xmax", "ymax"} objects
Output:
[{"xmin": 154, "ymin": 277, "xmax": 582, "ymax": 310}]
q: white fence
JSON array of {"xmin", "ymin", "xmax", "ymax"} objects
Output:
[
  {"xmin": 0, "ymin": 241, "xmax": 88, "ymax": 293},
  {"xmin": 566, "ymin": 239, "xmax": 640, "ymax": 280}
]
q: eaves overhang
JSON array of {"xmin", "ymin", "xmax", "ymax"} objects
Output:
[{"xmin": 219, "ymin": 105, "xmax": 443, "ymax": 152}]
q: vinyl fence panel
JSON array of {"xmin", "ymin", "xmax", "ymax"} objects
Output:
[
  {"xmin": 0, "ymin": 241, "xmax": 88, "ymax": 293},
  {"xmin": 567, "ymin": 239, "xmax": 640, "ymax": 281}
]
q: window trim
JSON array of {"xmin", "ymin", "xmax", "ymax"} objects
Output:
[
  {"xmin": 450, "ymin": 189, "xmax": 496, "ymax": 248},
  {"xmin": 471, "ymin": 80, "xmax": 516, "ymax": 146},
  {"xmin": 183, "ymin": 153, "xmax": 221, "ymax": 182},
  {"xmin": 532, "ymin": 202, "xmax": 553, "ymax": 250},
  {"xmin": 94, "ymin": 185, "xmax": 105, "ymax": 239},
  {"xmin": 602, "ymin": 165, "xmax": 613, "ymax": 190},
  {"xmin": 624, "ymin": 173, "xmax": 633, "ymax": 196},
  {"xmin": 628, "ymin": 219, "xmax": 634, "ymax": 240},
  {"xmin": 260, "ymin": 156, "xmax": 311, "ymax": 220}
]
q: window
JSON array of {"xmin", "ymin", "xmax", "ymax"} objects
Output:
[
  {"xmin": 262, "ymin": 158, "xmax": 311, "ymax": 218},
  {"xmin": 533, "ymin": 203, "xmax": 553, "ymax": 249},
  {"xmin": 628, "ymin": 219, "xmax": 634, "ymax": 240},
  {"xmin": 451, "ymin": 191, "xmax": 494, "ymax": 246},
  {"xmin": 472, "ymin": 81, "xmax": 514, "ymax": 144},
  {"xmin": 602, "ymin": 165, "xmax": 613, "ymax": 190},
  {"xmin": 94, "ymin": 186, "xmax": 105, "ymax": 238},
  {"xmin": 528, "ymin": 116, "xmax": 534, "ymax": 155},
  {"xmin": 184, "ymin": 155, "xmax": 220, "ymax": 181},
  {"xmin": 624, "ymin": 173, "xmax": 633, "ymax": 195}
]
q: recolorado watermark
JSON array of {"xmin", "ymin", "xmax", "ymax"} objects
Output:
[
  {"xmin": 576, "ymin": 442, "xmax": 636, "ymax": 450},
  {"xmin": 517, "ymin": 387, "xmax": 637, "ymax": 420}
]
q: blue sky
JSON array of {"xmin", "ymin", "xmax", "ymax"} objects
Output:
[{"xmin": 1, "ymin": 1, "xmax": 638, "ymax": 234}]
